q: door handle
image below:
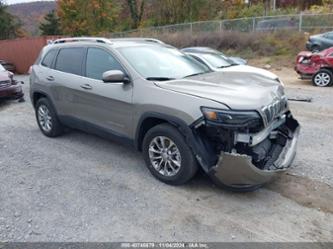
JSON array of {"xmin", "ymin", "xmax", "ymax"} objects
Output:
[
  {"xmin": 80, "ymin": 84, "xmax": 92, "ymax": 90},
  {"xmin": 46, "ymin": 76, "xmax": 54, "ymax": 81}
]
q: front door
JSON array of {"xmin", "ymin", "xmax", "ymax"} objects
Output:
[{"xmin": 77, "ymin": 47, "xmax": 133, "ymax": 138}]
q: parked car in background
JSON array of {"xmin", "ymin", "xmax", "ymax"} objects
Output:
[
  {"xmin": 306, "ymin": 31, "xmax": 333, "ymax": 52},
  {"xmin": 30, "ymin": 37, "xmax": 300, "ymax": 191},
  {"xmin": 181, "ymin": 47, "xmax": 247, "ymax": 65},
  {"xmin": 0, "ymin": 60, "xmax": 16, "ymax": 73},
  {"xmin": 295, "ymin": 47, "xmax": 333, "ymax": 87},
  {"xmin": 256, "ymin": 17, "xmax": 298, "ymax": 32},
  {"xmin": 183, "ymin": 48, "xmax": 283, "ymax": 84},
  {"xmin": 0, "ymin": 64, "xmax": 24, "ymax": 101}
]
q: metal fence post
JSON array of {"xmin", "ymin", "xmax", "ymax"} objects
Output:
[
  {"xmin": 190, "ymin": 23, "xmax": 193, "ymax": 36},
  {"xmin": 252, "ymin": 17, "xmax": 256, "ymax": 32},
  {"xmin": 219, "ymin": 20, "xmax": 222, "ymax": 32},
  {"xmin": 299, "ymin": 13, "xmax": 303, "ymax": 32}
]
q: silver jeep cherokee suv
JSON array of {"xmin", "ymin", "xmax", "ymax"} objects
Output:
[{"xmin": 30, "ymin": 37, "xmax": 300, "ymax": 190}]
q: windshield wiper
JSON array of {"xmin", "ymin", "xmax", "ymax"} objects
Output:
[
  {"xmin": 218, "ymin": 64, "xmax": 238, "ymax": 68},
  {"xmin": 183, "ymin": 72, "xmax": 207, "ymax": 78},
  {"xmin": 146, "ymin": 77, "xmax": 175, "ymax": 81}
]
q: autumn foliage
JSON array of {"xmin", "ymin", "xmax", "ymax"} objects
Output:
[{"xmin": 57, "ymin": 0, "xmax": 119, "ymax": 36}]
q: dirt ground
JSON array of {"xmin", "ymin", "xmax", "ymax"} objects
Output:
[{"xmin": 0, "ymin": 70, "xmax": 332, "ymax": 242}]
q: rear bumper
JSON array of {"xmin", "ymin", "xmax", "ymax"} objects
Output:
[
  {"xmin": 207, "ymin": 115, "xmax": 300, "ymax": 190},
  {"xmin": 0, "ymin": 84, "xmax": 24, "ymax": 100},
  {"xmin": 294, "ymin": 64, "xmax": 319, "ymax": 77}
]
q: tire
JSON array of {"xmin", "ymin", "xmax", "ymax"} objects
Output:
[
  {"xmin": 311, "ymin": 45, "xmax": 320, "ymax": 53},
  {"xmin": 312, "ymin": 69, "xmax": 333, "ymax": 87},
  {"xmin": 35, "ymin": 98, "xmax": 64, "ymax": 137},
  {"xmin": 142, "ymin": 123, "xmax": 198, "ymax": 185}
]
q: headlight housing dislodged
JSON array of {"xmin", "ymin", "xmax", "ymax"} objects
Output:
[{"xmin": 201, "ymin": 107, "xmax": 263, "ymax": 130}]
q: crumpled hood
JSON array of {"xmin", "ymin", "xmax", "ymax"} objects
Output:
[
  {"xmin": 219, "ymin": 65, "xmax": 278, "ymax": 80},
  {"xmin": 156, "ymin": 71, "xmax": 285, "ymax": 110}
]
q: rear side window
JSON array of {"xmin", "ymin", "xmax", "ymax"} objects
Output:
[
  {"xmin": 55, "ymin": 47, "xmax": 85, "ymax": 75},
  {"xmin": 86, "ymin": 48, "xmax": 123, "ymax": 80},
  {"xmin": 41, "ymin": 50, "xmax": 57, "ymax": 68}
]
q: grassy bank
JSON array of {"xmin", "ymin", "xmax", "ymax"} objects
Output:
[{"xmin": 156, "ymin": 30, "xmax": 308, "ymax": 67}]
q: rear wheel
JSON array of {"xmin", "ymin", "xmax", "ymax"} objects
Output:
[
  {"xmin": 311, "ymin": 45, "xmax": 320, "ymax": 53},
  {"xmin": 312, "ymin": 69, "xmax": 333, "ymax": 87},
  {"xmin": 142, "ymin": 123, "xmax": 198, "ymax": 185},
  {"xmin": 35, "ymin": 98, "xmax": 64, "ymax": 137}
]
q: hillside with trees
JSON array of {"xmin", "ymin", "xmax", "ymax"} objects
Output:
[
  {"xmin": 1, "ymin": 0, "xmax": 331, "ymax": 38},
  {"xmin": 0, "ymin": 0, "xmax": 24, "ymax": 39},
  {"xmin": 8, "ymin": 1, "xmax": 56, "ymax": 36}
]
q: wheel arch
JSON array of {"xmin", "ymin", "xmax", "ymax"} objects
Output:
[
  {"xmin": 32, "ymin": 91, "xmax": 50, "ymax": 108},
  {"xmin": 135, "ymin": 112, "xmax": 218, "ymax": 172},
  {"xmin": 319, "ymin": 66, "xmax": 333, "ymax": 73},
  {"xmin": 135, "ymin": 113, "xmax": 189, "ymax": 152}
]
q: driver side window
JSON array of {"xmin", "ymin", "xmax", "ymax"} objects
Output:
[{"xmin": 86, "ymin": 48, "xmax": 123, "ymax": 80}]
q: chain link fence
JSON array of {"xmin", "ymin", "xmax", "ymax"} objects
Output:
[{"xmin": 111, "ymin": 13, "xmax": 333, "ymax": 38}]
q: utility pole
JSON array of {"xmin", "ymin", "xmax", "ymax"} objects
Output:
[{"xmin": 272, "ymin": 0, "xmax": 276, "ymax": 11}]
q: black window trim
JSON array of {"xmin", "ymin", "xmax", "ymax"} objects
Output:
[
  {"xmin": 41, "ymin": 49, "xmax": 59, "ymax": 69},
  {"xmin": 54, "ymin": 46, "xmax": 87, "ymax": 76}
]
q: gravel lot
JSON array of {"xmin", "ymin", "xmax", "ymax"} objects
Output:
[{"xmin": 0, "ymin": 71, "xmax": 332, "ymax": 242}]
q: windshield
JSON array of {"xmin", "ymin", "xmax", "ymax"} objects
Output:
[
  {"xmin": 200, "ymin": 53, "xmax": 234, "ymax": 68},
  {"xmin": 0, "ymin": 64, "xmax": 6, "ymax": 72},
  {"xmin": 117, "ymin": 45, "xmax": 210, "ymax": 80}
]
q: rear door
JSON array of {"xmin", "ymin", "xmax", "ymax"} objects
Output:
[
  {"xmin": 51, "ymin": 47, "xmax": 87, "ymax": 119},
  {"xmin": 76, "ymin": 47, "xmax": 133, "ymax": 137}
]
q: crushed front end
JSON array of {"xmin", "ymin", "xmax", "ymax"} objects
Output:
[{"xmin": 192, "ymin": 97, "xmax": 300, "ymax": 190}]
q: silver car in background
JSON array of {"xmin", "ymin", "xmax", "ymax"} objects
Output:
[{"xmin": 182, "ymin": 47, "xmax": 283, "ymax": 84}]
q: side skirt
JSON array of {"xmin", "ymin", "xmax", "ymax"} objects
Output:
[{"xmin": 59, "ymin": 115, "xmax": 135, "ymax": 148}]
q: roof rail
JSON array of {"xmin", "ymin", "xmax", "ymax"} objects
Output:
[
  {"xmin": 52, "ymin": 37, "xmax": 112, "ymax": 44},
  {"xmin": 109, "ymin": 38, "xmax": 165, "ymax": 44}
]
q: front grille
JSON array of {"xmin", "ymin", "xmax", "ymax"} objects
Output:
[
  {"xmin": 0, "ymin": 80, "xmax": 11, "ymax": 87},
  {"xmin": 262, "ymin": 97, "xmax": 288, "ymax": 125}
]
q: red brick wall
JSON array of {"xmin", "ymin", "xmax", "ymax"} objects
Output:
[{"xmin": 0, "ymin": 36, "xmax": 63, "ymax": 74}]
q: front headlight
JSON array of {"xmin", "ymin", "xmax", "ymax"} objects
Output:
[{"xmin": 201, "ymin": 107, "xmax": 263, "ymax": 129}]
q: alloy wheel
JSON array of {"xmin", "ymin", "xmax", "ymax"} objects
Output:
[
  {"xmin": 314, "ymin": 72, "xmax": 331, "ymax": 87},
  {"xmin": 148, "ymin": 136, "xmax": 181, "ymax": 177},
  {"xmin": 37, "ymin": 105, "xmax": 53, "ymax": 132}
]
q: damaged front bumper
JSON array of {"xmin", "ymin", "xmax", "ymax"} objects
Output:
[{"xmin": 193, "ymin": 113, "xmax": 300, "ymax": 190}]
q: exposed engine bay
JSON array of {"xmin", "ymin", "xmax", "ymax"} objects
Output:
[{"xmin": 193, "ymin": 110, "xmax": 300, "ymax": 189}]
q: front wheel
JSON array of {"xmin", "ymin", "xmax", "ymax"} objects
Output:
[
  {"xmin": 142, "ymin": 123, "xmax": 198, "ymax": 185},
  {"xmin": 312, "ymin": 69, "xmax": 333, "ymax": 87}
]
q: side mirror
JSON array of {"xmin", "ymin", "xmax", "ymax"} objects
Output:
[{"xmin": 102, "ymin": 70, "xmax": 130, "ymax": 84}]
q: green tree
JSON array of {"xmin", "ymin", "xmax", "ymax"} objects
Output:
[
  {"xmin": 57, "ymin": 0, "xmax": 120, "ymax": 36},
  {"xmin": 127, "ymin": 0, "xmax": 145, "ymax": 29},
  {"xmin": 40, "ymin": 10, "xmax": 61, "ymax": 35},
  {"xmin": 151, "ymin": 0, "xmax": 206, "ymax": 26},
  {"xmin": 0, "ymin": 0, "xmax": 23, "ymax": 40}
]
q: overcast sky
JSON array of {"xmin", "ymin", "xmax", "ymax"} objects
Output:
[{"xmin": 5, "ymin": 0, "xmax": 54, "ymax": 5}]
